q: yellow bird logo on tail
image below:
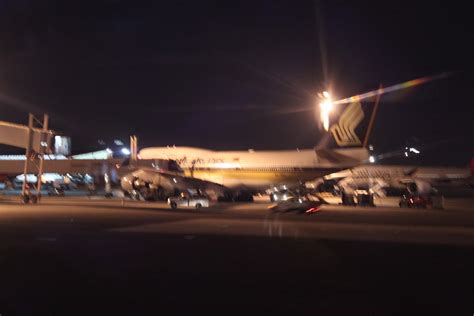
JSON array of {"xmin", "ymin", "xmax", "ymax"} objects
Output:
[{"xmin": 330, "ymin": 101, "xmax": 364, "ymax": 146}]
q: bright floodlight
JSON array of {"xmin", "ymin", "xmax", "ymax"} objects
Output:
[
  {"xmin": 369, "ymin": 156, "xmax": 375, "ymax": 163},
  {"xmin": 319, "ymin": 91, "xmax": 333, "ymax": 131},
  {"xmin": 320, "ymin": 100, "xmax": 333, "ymax": 112},
  {"xmin": 319, "ymin": 100, "xmax": 333, "ymax": 131},
  {"xmin": 121, "ymin": 148, "xmax": 130, "ymax": 155}
]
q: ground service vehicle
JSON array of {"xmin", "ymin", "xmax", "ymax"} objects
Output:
[
  {"xmin": 269, "ymin": 196, "xmax": 324, "ymax": 213},
  {"xmin": 399, "ymin": 194, "xmax": 432, "ymax": 208},
  {"xmin": 168, "ymin": 195, "xmax": 210, "ymax": 209}
]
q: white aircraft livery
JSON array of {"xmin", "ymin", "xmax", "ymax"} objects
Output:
[
  {"xmin": 139, "ymin": 146, "xmax": 369, "ymax": 190},
  {"xmin": 138, "ymin": 101, "xmax": 374, "ymax": 191}
]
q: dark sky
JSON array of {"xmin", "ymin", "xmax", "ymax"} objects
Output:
[{"xmin": 0, "ymin": 0, "xmax": 472, "ymax": 165}]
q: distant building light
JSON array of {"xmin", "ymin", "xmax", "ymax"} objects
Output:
[
  {"xmin": 106, "ymin": 148, "xmax": 113, "ymax": 154},
  {"xmin": 121, "ymin": 148, "xmax": 130, "ymax": 155},
  {"xmin": 55, "ymin": 136, "xmax": 63, "ymax": 146},
  {"xmin": 114, "ymin": 140, "xmax": 124, "ymax": 146},
  {"xmin": 0, "ymin": 155, "xmax": 67, "ymax": 160},
  {"xmin": 368, "ymin": 145, "xmax": 374, "ymax": 151},
  {"xmin": 54, "ymin": 136, "xmax": 71, "ymax": 156},
  {"xmin": 409, "ymin": 147, "xmax": 420, "ymax": 154},
  {"xmin": 0, "ymin": 155, "xmax": 26, "ymax": 160},
  {"xmin": 369, "ymin": 156, "xmax": 375, "ymax": 163},
  {"xmin": 404, "ymin": 152, "xmax": 409, "ymax": 157}
]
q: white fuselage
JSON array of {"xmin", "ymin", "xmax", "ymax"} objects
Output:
[
  {"xmin": 323, "ymin": 164, "xmax": 471, "ymax": 182},
  {"xmin": 139, "ymin": 146, "xmax": 369, "ymax": 190}
]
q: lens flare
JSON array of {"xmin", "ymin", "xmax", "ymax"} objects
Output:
[{"xmin": 333, "ymin": 72, "xmax": 451, "ymax": 105}]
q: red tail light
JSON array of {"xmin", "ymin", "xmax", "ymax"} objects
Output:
[{"xmin": 305, "ymin": 207, "xmax": 321, "ymax": 214}]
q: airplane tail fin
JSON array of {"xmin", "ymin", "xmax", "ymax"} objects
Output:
[{"xmin": 316, "ymin": 99, "xmax": 378, "ymax": 150}]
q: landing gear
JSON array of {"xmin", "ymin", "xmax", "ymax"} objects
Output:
[
  {"xmin": 139, "ymin": 186, "xmax": 155, "ymax": 201},
  {"xmin": 217, "ymin": 191, "xmax": 254, "ymax": 202},
  {"xmin": 218, "ymin": 191, "xmax": 234, "ymax": 202},
  {"xmin": 341, "ymin": 192, "xmax": 356, "ymax": 206},
  {"xmin": 128, "ymin": 190, "xmax": 141, "ymax": 200},
  {"xmin": 234, "ymin": 192, "xmax": 253, "ymax": 202},
  {"xmin": 154, "ymin": 186, "xmax": 167, "ymax": 201},
  {"xmin": 128, "ymin": 184, "xmax": 169, "ymax": 202}
]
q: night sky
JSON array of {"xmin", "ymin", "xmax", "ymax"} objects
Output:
[{"xmin": 0, "ymin": 1, "xmax": 472, "ymax": 165}]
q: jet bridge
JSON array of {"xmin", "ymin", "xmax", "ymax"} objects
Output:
[
  {"xmin": 0, "ymin": 118, "xmax": 53, "ymax": 153},
  {"xmin": 0, "ymin": 114, "xmax": 55, "ymax": 202}
]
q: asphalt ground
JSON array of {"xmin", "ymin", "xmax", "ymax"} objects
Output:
[{"xmin": 0, "ymin": 197, "xmax": 473, "ymax": 315}]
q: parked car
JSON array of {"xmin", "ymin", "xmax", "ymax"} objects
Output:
[{"xmin": 168, "ymin": 195, "xmax": 210, "ymax": 209}]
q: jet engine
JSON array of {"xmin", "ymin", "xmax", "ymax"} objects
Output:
[{"xmin": 120, "ymin": 169, "xmax": 176, "ymax": 201}]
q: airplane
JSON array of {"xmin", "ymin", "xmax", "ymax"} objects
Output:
[
  {"xmin": 128, "ymin": 100, "xmax": 375, "ymax": 201},
  {"xmin": 306, "ymin": 163, "xmax": 473, "ymax": 200},
  {"xmin": 138, "ymin": 146, "xmax": 368, "ymax": 191}
]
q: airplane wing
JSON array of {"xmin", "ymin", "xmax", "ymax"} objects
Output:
[{"xmin": 123, "ymin": 167, "xmax": 228, "ymax": 197}]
